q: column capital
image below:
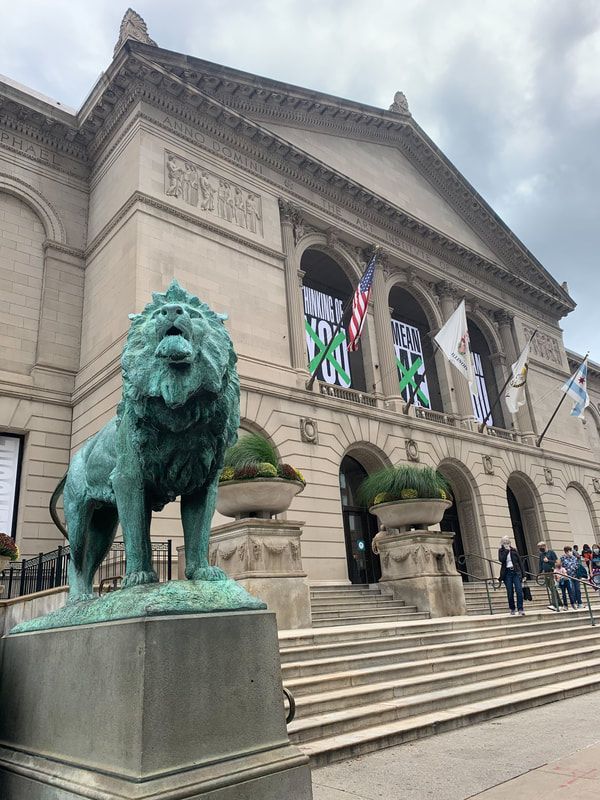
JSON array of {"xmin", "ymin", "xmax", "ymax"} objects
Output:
[
  {"xmin": 278, "ymin": 198, "xmax": 304, "ymax": 244},
  {"xmin": 435, "ymin": 280, "xmax": 457, "ymax": 301},
  {"xmin": 297, "ymin": 268, "xmax": 306, "ymax": 288},
  {"xmin": 494, "ymin": 309, "xmax": 514, "ymax": 328}
]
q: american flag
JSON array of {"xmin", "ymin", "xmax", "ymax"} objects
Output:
[{"xmin": 347, "ymin": 253, "xmax": 377, "ymax": 352}]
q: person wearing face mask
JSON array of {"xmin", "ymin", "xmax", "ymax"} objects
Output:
[
  {"xmin": 538, "ymin": 541, "xmax": 560, "ymax": 610},
  {"xmin": 591, "ymin": 545, "xmax": 600, "ymax": 590},
  {"xmin": 498, "ymin": 536, "xmax": 525, "ymax": 616}
]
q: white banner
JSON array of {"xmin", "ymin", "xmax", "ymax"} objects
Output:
[
  {"xmin": 0, "ymin": 435, "xmax": 22, "ymax": 538},
  {"xmin": 471, "ymin": 352, "xmax": 493, "ymax": 424},
  {"xmin": 505, "ymin": 342, "xmax": 530, "ymax": 414}
]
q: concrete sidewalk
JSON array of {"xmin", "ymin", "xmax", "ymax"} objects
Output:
[
  {"xmin": 470, "ymin": 742, "xmax": 600, "ymax": 798},
  {"xmin": 311, "ymin": 690, "xmax": 600, "ymax": 799}
]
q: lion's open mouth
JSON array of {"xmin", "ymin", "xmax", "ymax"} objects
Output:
[{"xmin": 163, "ymin": 326, "xmax": 189, "ymax": 341}]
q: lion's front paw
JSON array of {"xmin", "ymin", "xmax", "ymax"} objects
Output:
[
  {"xmin": 188, "ymin": 565, "xmax": 228, "ymax": 582},
  {"xmin": 121, "ymin": 569, "xmax": 159, "ymax": 589},
  {"xmin": 66, "ymin": 592, "xmax": 95, "ymax": 605}
]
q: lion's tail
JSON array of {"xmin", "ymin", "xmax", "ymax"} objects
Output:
[{"xmin": 49, "ymin": 474, "xmax": 68, "ymax": 540}]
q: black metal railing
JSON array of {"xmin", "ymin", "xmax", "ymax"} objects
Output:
[{"xmin": 0, "ymin": 539, "xmax": 173, "ymax": 600}]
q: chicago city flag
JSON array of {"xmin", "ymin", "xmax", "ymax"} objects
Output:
[
  {"xmin": 434, "ymin": 299, "xmax": 477, "ymax": 395},
  {"xmin": 561, "ymin": 357, "xmax": 590, "ymax": 418},
  {"xmin": 505, "ymin": 341, "xmax": 530, "ymax": 413}
]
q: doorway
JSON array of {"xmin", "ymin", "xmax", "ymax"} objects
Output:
[
  {"xmin": 339, "ymin": 455, "xmax": 381, "ymax": 584},
  {"xmin": 440, "ymin": 500, "xmax": 467, "ymax": 580},
  {"xmin": 507, "ymin": 486, "xmax": 532, "ymax": 574}
]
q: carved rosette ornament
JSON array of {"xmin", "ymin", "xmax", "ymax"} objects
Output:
[
  {"xmin": 482, "ymin": 455, "xmax": 494, "ymax": 475},
  {"xmin": 405, "ymin": 439, "xmax": 419, "ymax": 462},
  {"xmin": 593, "ymin": 478, "xmax": 600, "ymax": 494},
  {"xmin": 544, "ymin": 468, "xmax": 554, "ymax": 486},
  {"xmin": 300, "ymin": 418, "xmax": 319, "ymax": 444}
]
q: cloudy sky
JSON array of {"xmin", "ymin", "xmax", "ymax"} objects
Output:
[{"xmin": 1, "ymin": 0, "xmax": 598, "ymax": 357}]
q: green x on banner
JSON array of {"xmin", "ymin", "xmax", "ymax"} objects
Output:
[
  {"xmin": 397, "ymin": 356, "xmax": 429, "ymax": 407},
  {"xmin": 305, "ymin": 320, "xmax": 351, "ymax": 385}
]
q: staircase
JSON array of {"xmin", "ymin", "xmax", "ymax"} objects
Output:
[
  {"xmin": 280, "ymin": 601, "xmax": 600, "ymax": 767},
  {"xmin": 463, "ymin": 578, "xmax": 600, "ymax": 614},
  {"xmin": 309, "ymin": 584, "xmax": 428, "ymax": 627}
]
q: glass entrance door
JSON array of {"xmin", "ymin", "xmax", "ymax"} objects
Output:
[{"xmin": 339, "ymin": 455, "xmax": 381, "ymax": 584}]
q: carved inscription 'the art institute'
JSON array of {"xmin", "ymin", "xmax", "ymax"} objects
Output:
[{"xmin": 164, "ymin": 151, "xmax": 263, "ymax": 236}]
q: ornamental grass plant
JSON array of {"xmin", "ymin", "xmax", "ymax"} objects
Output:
[
  {"xmin": 220, "ymin": 433, "xmax": 306, "ymax": 485},
  {"xmin": 358, "ymin": 465, "xmax": 451, "ymax": 508}
]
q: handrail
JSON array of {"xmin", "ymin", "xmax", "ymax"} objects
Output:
[
  {"xmin": 455, "ymin": 566, "xmax": 499, "ymax": 615},
  {"xmin": 534, "ymin": 571, "xmax": 596, "ymax": 627},
  {"xmin": 457, "ymin": 553, "xmax": 498, "ymax": 582},
  {"xmin": 282, "ymin": 686, "xmax": 296, "ymax": 724}
]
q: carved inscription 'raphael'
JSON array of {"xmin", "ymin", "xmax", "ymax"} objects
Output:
[
  {"xmin": 164, "ymin": 151, "xmax": 263, "ymax": 236},
  {"xmin": 523, "ymin": 325, "xmax": 562, "ymax": 365}
]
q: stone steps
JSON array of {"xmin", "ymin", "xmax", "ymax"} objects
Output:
[
  {"xmin": 279, "ymin": 606, "xmax": 600, "ymax": 766},
  {"xmin": 309, "ymin": 583, "xmax": 427, "ymax": 628}
]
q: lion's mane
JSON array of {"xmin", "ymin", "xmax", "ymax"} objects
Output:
[{"xmin": 116, "ymin": 280, "xmax": 240, "ymax": 508}]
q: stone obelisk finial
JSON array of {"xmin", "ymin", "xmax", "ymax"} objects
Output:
[{"xmin": 114, "ymin": 8, "xmax": 157, "ymax": 57}]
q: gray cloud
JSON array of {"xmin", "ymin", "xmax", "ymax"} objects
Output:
[{"xmin": 1, "ymin": 0, "xmax": 598, "ymax": 355}]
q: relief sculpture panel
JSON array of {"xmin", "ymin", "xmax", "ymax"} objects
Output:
[
  {"xmin": 164, "ymin": 151, "xmax": 263, "ymax": 236},
  {"xmin": 523, "ymin": 324, "xmax": 562, "ymax": 366}
]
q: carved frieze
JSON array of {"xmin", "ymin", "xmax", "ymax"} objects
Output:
[
  {"xmin": 523, "ymin": 325, "xmax": 562, "ymax": 366},
  {"xmin": 165, "ymin": 151, "xmax": 263, "ymax": 236}
]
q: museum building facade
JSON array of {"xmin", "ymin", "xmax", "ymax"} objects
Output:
[{"xmin": 1, "ymin": 12, "xmax": 600, "ymax": 584}]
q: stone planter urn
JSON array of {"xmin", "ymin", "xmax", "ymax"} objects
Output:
[
  {"xmin": 216, "ymin": 478, "xmax": 304, "ymax": 519},
  {"xmin": 369, "ymin": 497, "xmax": 451, "ymax": 532},
  {"xmin": 373, "ymin": 528, "xmax": 466, "ymax": 618},
  {"xmin": 178, "ymin": 518, "xmax": 312, "ymax": 630}
]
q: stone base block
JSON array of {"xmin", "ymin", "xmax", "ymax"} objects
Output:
[
  {"xmin": 0, "ymin": 611, "xmax": 312, "ymax": 799},
  {"xmin": 237, "ymin": 576, "xmax": 312, "ymax": 630},
  {"xmin": 377, "ymin": 529, "xmax": 466, "ymax": 617}
]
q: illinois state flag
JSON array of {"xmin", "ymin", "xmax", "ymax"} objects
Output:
[
  {"xmin": 505, "ymin": 342, "xmax": 530, "ymax": 414},
  {"xmin": 561, "ymin": 358, "xmax": 589, "ymax": 418},
  {"xmin": 434, "ymin": 299, "xmax": 477, "ymax": 395}
]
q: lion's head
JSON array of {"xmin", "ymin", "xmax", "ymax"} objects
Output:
[{"xmin": 121, "ymin": 280, "xmax": 238, "ymax": 416}]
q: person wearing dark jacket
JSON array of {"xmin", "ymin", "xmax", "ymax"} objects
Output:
[
  {"xmin": 498, "ymin": 536, "xmax": 525, "ymax": 616},
  {"xmin": 538, "ymin": 541, "xmax": 560, "ymax": 610}
]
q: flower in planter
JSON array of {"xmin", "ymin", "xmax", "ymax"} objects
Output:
[
  {"xmin": 359, "ymin": 465, "xmax": 451, "ymax": 507},
  {"xmin": 257, "ymin": 462, "xmax": 278, "ymax": 478},
  {"xmin": 0, "ymin": 533, "xmax": 19, "ymax": 561},
  {"xmin": 234, "ymin": 464, "xmax": 259, "ymax": 480},
  {"xmin": 219, "ymin": 466, "xmax": 235, "ymax": 483}
]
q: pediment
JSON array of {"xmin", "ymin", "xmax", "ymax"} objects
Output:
[
  {"xmin": 73, "ymin": 41, "xmax": 574, "ymax": 316},
  {"xmin": 257, "ymin": 121, "xmax": 497, "ymax": 260}
]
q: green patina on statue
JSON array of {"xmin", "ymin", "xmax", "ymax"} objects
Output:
[{"xmin": 11, "ymin": 280, "xmax": 265, "ymax": 634}]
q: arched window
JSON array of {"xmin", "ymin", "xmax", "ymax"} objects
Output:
[
  {"xmin": 388, "ymin": 285, "xmax": 442, "ymax": 411},
  {"xmin": 301, "ymin": 249, "xmax": 367, "ymax": 391},
  {"xmin": 468, "ymin": 319, "xmax": 506, "ymax": 428},
  {"xmin": 565, "ymin": 484, "xmax": 596, "ymax": 544}
]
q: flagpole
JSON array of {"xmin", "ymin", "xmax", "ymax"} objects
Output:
[
  {"xmin": 305, "ymin": 248, "xmax": 379, "ymax": 391},
  {"xmin": 536, "ymin": 352, "xmax": 589, "ymax": 448},
  {"xmin": 477, "ymin": 329, "xmax": 538, "ymax": 433}
]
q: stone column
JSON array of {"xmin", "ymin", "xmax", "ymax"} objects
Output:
[
  {"xmin": 372, "ymin": 266, "xmax": 399, "ymax": 400},
  {"xmin": 496, "ymin": 311, "xmax": 537, "ymax": 436},
  {"xmin": 436, "ymin": 282, "xmax": 474, "ymax": 421},
  {"xmin": 278, "ymin": 199, "xmax": 307, "ymax": 372}
]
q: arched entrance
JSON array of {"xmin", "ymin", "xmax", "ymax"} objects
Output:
[
  {"xmin": 339, "ymin": 454, "xmax": 381, "ymax": 584},
  {"xmin": 438, "ymin": 460, "xmax": 484, "ymax": 580},
  {"xmin": 506, "ymin": 473, "xmax": 545, "ymax": 570}
]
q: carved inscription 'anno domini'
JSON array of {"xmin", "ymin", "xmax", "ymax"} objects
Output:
[{"xmin": 164, "ymin": 151, "xmax": 263, "ymax": 236}]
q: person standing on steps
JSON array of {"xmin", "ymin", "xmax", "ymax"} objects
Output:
[
  {"xmin": 538, "ymin": 541, "xmax": 560, "ymax": 610},
  {"xmin": 591, "ymin": 545, "xmax": 600, "ymax": 591},
  {"xmin": 562, "ymin": 546, "xmax": 582, "ymax": 608},
  {"xmin": 498, "ymin": 536, "xmax": 525, "ymax": 616}
]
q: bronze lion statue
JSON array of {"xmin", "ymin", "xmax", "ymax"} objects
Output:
[{"xmin": 49, "ymin": 280, "xmax": 240, "ymax": 602}]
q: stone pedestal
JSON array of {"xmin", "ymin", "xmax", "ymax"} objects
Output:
[
  {"xmin": 179, "ymin": 519, "xmax": 312, "ymax": 630},
  {"xmin": 376, "ymin": 529, "xmax": 466, "ymax": 617},
  {"xmin": 0, "ymin": 611, "xmax": 312, "ymax": 799}
]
